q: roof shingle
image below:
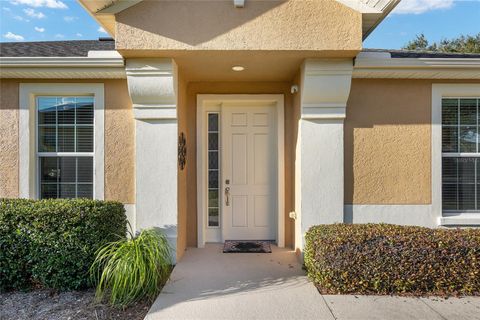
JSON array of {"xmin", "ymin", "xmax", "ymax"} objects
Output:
[{"xmin": 0, "ymin": 39, "xmax": 115, "ymax": 57}]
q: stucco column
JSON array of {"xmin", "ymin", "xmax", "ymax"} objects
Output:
[
  {"xmin": 295, "ymin": 59, "xmax": 353, "ymax": 250},
  {"xmin": 126, "ymin": 59, "xmax": 178, "ymax": 258}
]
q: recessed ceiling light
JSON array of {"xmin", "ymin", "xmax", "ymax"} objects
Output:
[{"xmin": 232, "ymin": 66, "xmax": 245, "ymax": 72}]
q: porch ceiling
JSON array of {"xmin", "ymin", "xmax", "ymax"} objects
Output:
[{"xmin": 120, "ymin": 50, "xmax": 359, "ymax": 82}]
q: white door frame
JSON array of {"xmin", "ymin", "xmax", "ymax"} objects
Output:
[{"xmin": 196, "ymin": 94, "xmax": 285, "ymax": 248}]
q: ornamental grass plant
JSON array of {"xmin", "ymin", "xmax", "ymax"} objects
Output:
[{"xmin": 90, "ymin": 225, "xmax": 172, "ymax": 307}]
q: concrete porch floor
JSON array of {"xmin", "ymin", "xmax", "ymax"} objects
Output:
[{"xmin": 146, "ymin": 244, "xmax": 480, "ymax": 320}]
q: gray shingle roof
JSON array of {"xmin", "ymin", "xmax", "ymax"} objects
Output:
[
  {"xmin": 1, "ymin": 39, "xmax": 479, "ymax": 59},
  {"xmin": 0, "ymin": 39, "xmax": 115, "ymax": 57},
  {"xmin": 364, "ymin": 48, "xmax": 480, "ymax": 58}
]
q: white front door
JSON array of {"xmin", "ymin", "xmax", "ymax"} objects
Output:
[{"xmin": 221, "ymin": 105, "xmax": 277, "ymax": 240}]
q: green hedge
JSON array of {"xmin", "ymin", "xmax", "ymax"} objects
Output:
[
  {"xmin": 0, "ymin": 198, "xmax": 127, "ymax": 292},
  {"xmin": 305, "ymin": 224, "xmax": 480, "ymax": 296}
]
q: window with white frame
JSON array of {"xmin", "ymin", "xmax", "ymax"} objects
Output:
[
  {"xmin": 37, "ymin": 96, "xmax": 94, "ymax": 199},
  {"xmin": 442, "ymin": 97, "xmax": 480, "ymax": 212}
]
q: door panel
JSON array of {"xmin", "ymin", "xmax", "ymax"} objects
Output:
[{"xmin": 222, "ymin": 105, "xmax": 277, "ymax": 240}]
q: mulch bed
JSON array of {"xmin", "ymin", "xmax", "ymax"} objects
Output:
[{"xmin": 0, "ymin": 289, "xmax": 152, "ymax": 320}]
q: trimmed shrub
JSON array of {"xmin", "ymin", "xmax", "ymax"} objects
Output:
[
  {"xmin": 0, "ymin": 199, "xmax": 35, "ymax": 291},
  {"xmin": 0, "ymin": 198, "xmax": 127, "ymax": 291},
  {"xmin": 305, "ymin": 224, "xmax": 480, "ymax": 296}
]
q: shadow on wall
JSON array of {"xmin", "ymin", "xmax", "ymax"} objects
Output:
[
  {"xmin": 116, "ymin": 0, "xmax": 286, "ymax": 46},
  {"xmin": 344, "ymin": 79, "xmax": 432, "ymax": 206}
]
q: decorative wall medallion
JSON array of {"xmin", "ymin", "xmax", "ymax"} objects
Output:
[{"xmin": 178, "ymin": 132, "xmax": 187, "ymax": 170}]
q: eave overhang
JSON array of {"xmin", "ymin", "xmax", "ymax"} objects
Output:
[
  {"xmin": 336, "ymin": 0, "xmax": 401, "ymax": 40},
  {"xmin": 1, "ymin": 51, "xmax": 479, "ymax": 80},
  {"xmin": 0, "ymin": 51, "xmax": 125, "ymax": 79},
  {"xmin": 353, "ymin": 52, "xmax": 480, "ymax": 79}
]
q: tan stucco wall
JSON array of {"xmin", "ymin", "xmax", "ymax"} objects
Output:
[
  {"xmin": 103, "ymin": 80, "xmax": 135, "ymax": 204},
  {"xmin": 177, "ymin": 71, "xmax": 188, "ymax": 260},
  {"xmin": 184, "ymin": 81, "xmax": 296, "ymax": 248},
  {"xmin": 0, "ymin": 79, "xmax": 134, "ymax": 203},
  {"xmin": 345, "ymin": 79, "xmax": 432, "ymax": 204},
  {"xmin": 115, "ymin": 0, "xmax": 362, "ymax": 52},
  {"xmin": 0, "ymin": 79, "xmax": 19, "ymax": 198}
]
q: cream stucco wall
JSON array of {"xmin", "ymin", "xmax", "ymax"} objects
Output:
[
  {"xmin": 177, "ymin": 71, "xmax": 188, "ymax": 260},
  {"xmin": 0, "ymin": 79, "xmax": 135, "ymax": 203},
  {"xmin": 103, "ymin": 80, "xmax": 135, "ymax": 204},
  {"xmin": 345, "ymin": 79, "xmax": 432, "ymax": 205},
  {"xmin": 0, "ymin": 79, "xmax": 19, "ymax": 198},
  {"xmin": 115, "ymin": 0, "xmax": 362, "ymax": 52}
]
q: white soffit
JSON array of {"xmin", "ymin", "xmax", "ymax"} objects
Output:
[
  {"xmin": 0, "ymin": 50, "xmax": 126, "ymax": 79},
  {"xmin": 336, "ymin": 0, "xmax": 401, "ymax": 39},
  {"xmin": 96, "ymin": 0, "xmax": 144, "ymax": 14},
  {"xmin": 354, "ymin": 52, "xmax": 480, "ymax": 79}
]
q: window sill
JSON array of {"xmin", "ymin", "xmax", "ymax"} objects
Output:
[{"xmin": 439, "ymin": 213, "xmax": 480, "ymax": 226}]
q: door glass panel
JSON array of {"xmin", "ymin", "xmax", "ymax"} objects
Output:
[{"xmin": 207, "ymin": 113, "xmax": 220, "ymax": 227}]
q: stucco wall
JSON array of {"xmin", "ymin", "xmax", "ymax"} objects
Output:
[
  {"xmin": 103, "ymin": 80, "xmax": 135, "ymax": 204},
  {"xmin": 115, "ymin": 0, "xmax": 362, "ymax": 52},
  {"xmin": 0, "ymin": 79, "xmax": 134, "ymax": 203},
  {"xmin": 345, "ymin": 79, "xmax": 432, "ymax": 205},
  {"xmin": 0, "ymin": 79, "xmax": 19, "ymax": 198},
  {"xmin": 177, "ymin": 71, "xmax": 188, "ymax": 260},
  {"xmin": 184, "ymin": 81, "xmax": 296, "ymax": 248}
]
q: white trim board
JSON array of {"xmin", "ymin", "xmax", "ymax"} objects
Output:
[
  {"xmin": 432, "ymin": 84, "xmax": 480, "ymax": 226},
  {"xmin": 344, "ymin": 205, "xmax": 436, "ymax": 228},
  {"xmin": 196, "ymin": 94, "xmax": 285, "ymax": 247},
  {"xmin": 19, "ymin": 83, "xmax": 105, "ymax": 200}
]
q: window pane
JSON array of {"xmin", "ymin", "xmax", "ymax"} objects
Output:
[
  {"xmin": 38, "ymin": 126, "xmax": 56, "ymax": 152},
  {"xmin": 208, "ymin": 190, "xmax": 219, "ymax": 208},
  {"xmin": 58, "ymin": 127, "xmax": 75, "ymax": 152},
  {"xmin": 38, "ymin": 97, "xmax": 57, "ymax": 125},
  {"xmin": 460, "ymin": 99, "xmax": 477, "ymax": 126},
  {"xmin": 77, "ymin": 157, "xmax": 93, "ymax": 183},
  {"xmin": 40, "ymin": 157, "xmax": 58, "ymax": 183},
  {"xmin": 57, "ymin": 98, "xmax": 75, "ymax": 125},
  {"xmin": 208, "ymin": 151, "xmax": 218, "ymax": 169},
  {"xmin": 76, "ymin": 97, "xmax": 94, "ymax": 125},
  {"xmin": 76, "ymin": 127, "xmax": 93, "ymax": 152},
  {"xmin": 59, "ymin": 157, "xmax": 76, "ymax": 183},
  {"xmin": 208, "ymin": 113, "xmax": 218, "ymax": 131},
  {"xmin": 442, "ymin": 157, "xmax": 478, "ymax": 212},
  {"xmin": 459, "ymin": 127, "xmax": 477, "ymax": 153},
  {"xmin": 458, "ymin": 183, "xmax": 475, "ymax": 210},
  {"xmin": 208, "ymin": 170, "xmax": 218, "ymax": 189},
  {"xmin": 442, "ymin": 127, "xmax": 458, "ymax": 153},
  {"xmin": 77, "ymin": 184, "xmax": 93, "ymax": 198},
  {"xmin": 442, "ymin": 183, "xmax": 457, "ymax": 210},
  {"xmin": 208, "ymin": 208, "xmax": 219, "ymax": 227},
  {"xmin": 442, "ymin": 99, "xmax": 458, "ymax": 125},
  {"xmin": 39, "ymin": 156, "xmax": 93, "ymax": 199},
  {"xmin": 208, "ymin": 132, "xmax": 218, "ymax": 151},
  {"xmin": 59, "ymin": 184, "xmax": 76, "ymax": 199},
  {"xmin": 458, "ymin": 158, "xmax": 475, "ymax": 184},
  {"xmin": 41, "ymin": 183, "xmax": 57, "ymax": 199}
]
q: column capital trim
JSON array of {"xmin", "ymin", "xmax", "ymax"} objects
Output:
[
  {"xmin": 301, "ymin": 58, "xmax": 353, "ymax": 120},
  {"xmin": 126, "ymin": 58, "xmax": 178, "ymax": 120}
]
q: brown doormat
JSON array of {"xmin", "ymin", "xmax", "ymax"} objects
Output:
[{"xmin": 223, "ymin": 240, "xmax": 272, "ymax": 253}]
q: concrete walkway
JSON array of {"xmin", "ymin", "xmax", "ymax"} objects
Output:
[{"xmin": 146, "ymin": 244, "xmax": 480, "ymax": 320}]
